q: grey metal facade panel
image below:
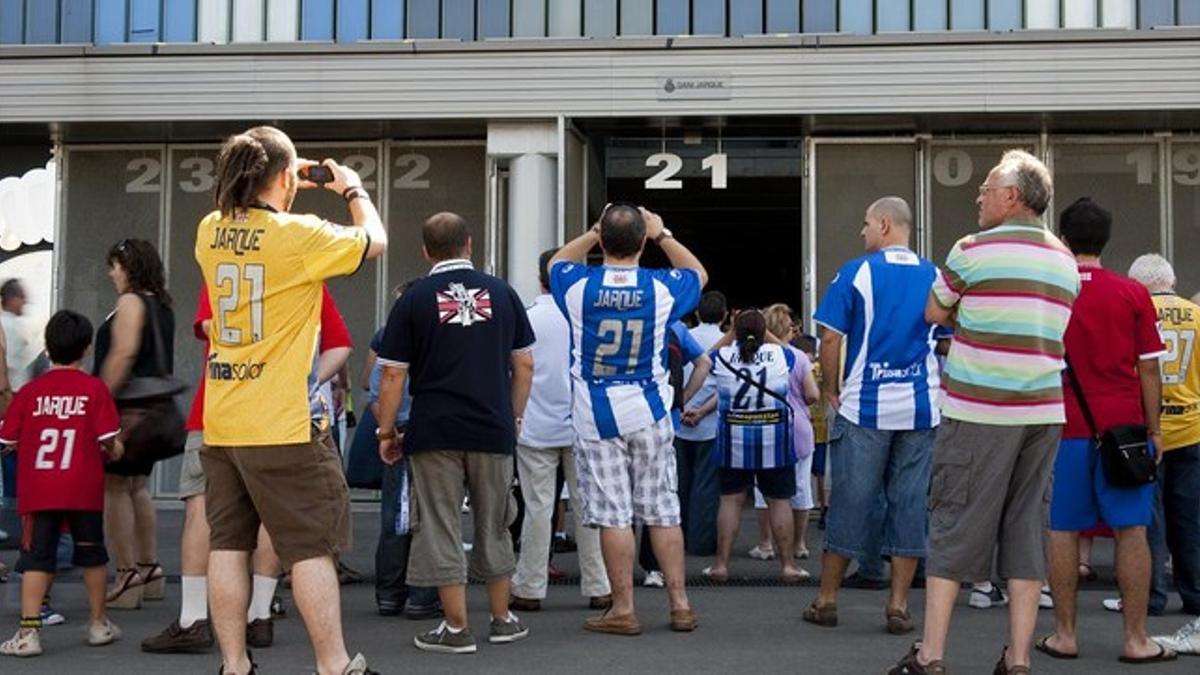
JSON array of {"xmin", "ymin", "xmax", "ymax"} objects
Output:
[{"xmin": 3, "ymin": 38, "xmax": 1200, "ymax": 123}]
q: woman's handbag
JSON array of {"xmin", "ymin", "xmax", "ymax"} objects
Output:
[
  {"xmin": 1063, "ymin": 356, "xmax": 1157, "ymax": 488},
  {"xmin": 114, "ymin": 296, "xmax": 187, "ymax": 465}
]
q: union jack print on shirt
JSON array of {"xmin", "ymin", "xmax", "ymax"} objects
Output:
[{"xmin": 438, "ymin": 282, "xmax": 493, "ymax": 326}]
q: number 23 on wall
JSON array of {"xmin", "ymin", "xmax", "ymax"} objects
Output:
[{"xmin": 645, "ymin": 153, "xmax": 728, "ymax": 190}]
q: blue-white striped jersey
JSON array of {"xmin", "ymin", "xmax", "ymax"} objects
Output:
[
  {"xmin": 813, "ymin": 246, "xmax": 942, "ymax": 431},
  {"xmin": 549, "ymin": 261, "xmax": 702, "ymax": 440},
  {"xmin": 710, "ymin": 343, "xmax": 797, "ymax": 470}
]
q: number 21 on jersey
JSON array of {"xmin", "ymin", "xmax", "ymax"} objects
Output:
[
  {"xmin": 215, "ymin": 262, "xmax": 265, "ymax": 345},
  {"xmin": 1161, "ymin": 328, "xmax": 1196, "ymax": 385}
]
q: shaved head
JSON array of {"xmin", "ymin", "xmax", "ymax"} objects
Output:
[{"xmin": 867, "ymin": 196, "xmax": 913, "ymax": 229}]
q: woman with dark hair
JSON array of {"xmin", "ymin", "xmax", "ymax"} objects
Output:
[
  {"xmin": 695, "ymin": 309, "xmax": 811, "ymax": 584},
  {"xmin": 94, "ymin": 238, "xmax": 175, "ymax": 609}
]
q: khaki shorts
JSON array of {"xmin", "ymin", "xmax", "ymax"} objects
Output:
[
  {"xmin": 926, "ymin": 419, "xmax": 1061, "ymax": 583},
  {"xmin": 178, "ymin": 432, "xmax": 207, "ymax": 500},
  {"xmin": 201, "ymin": 426, "xmax": 351, "ymax": 569},
  {"xmin": 407, "ymin": 450, "xmax": 517, "ymax": 587}
]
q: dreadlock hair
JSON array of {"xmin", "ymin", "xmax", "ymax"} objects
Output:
[
  {"xmin": 214, "ymin": 126, "xmax": 295, "ymax": 219},
  {"xmin": 735, "ymin": 309, "xmax": 767, "ymax": 364},
  {"xmin": 106, "ymin": 238, "xmax": 173, "ymax": 308}
]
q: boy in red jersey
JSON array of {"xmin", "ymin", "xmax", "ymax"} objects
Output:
[{"xmin": 0, "ymin": 310, "xmax": 123, "ymax": 657}]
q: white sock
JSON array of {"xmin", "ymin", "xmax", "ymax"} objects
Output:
[
  {"xmin": 974, "ymin": 581, "xmax": 994, "ymax": 592},
  {"xmin": 179, "ymin": 576, "xmax": 208, "ymax": 628},
  {"xmin": 247, "ymin": 575, "xmax": 278, "ymax": 622},
  {"xmin": 442, "ymin": 621, "xmax": 464, "ymax": 634}
]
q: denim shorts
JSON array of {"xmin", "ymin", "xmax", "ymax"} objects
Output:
[
  {"xmin": 1050, "ymin": 438, "xmax": 1155, "ymax": 531},
  {"xmin": 824, "ymin": 416, "xmax": 934, "ymax": 560}
]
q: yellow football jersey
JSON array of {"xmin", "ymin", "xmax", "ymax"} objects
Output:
[
  {"xmin": 195, "ymin": 206, "xmax": 367, "ymax": 446},
  {"xmin": 1153, "ymin": 293, "xmax": 1200, "ymax": 451}
]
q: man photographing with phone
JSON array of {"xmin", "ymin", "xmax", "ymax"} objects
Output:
[
  {"xmin": 195, "ymin": 126, "xmax": 386, "ymax": 675},
  {"xmin": 549, "ymin": 204, "xmax": 707, "ymax": 636}
]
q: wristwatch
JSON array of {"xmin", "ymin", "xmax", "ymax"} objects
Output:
[
  {"xmin": 375, "ymin": 427, "xmax": 397, "ymax": 441},
  {"xmin": 653, "ymin": 228, "xmax": 673, "ymax": 245}
]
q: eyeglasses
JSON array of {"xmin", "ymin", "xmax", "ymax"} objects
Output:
[{"xmin": 978, "ymin": 184, "xmax": 1013, "ymax": 196}]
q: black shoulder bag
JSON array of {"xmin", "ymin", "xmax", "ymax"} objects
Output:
[
  {"xmin": 114, "ymin": 296, "xmax": 188, "ymax": 465},
  {"xmin": 1063, "ymin": 355, "xmax": 1156, "ymax": 488}
]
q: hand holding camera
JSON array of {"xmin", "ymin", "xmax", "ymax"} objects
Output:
[{"xmin": 298, "ymin": 159, "xmax": 365, "ymax": 198}]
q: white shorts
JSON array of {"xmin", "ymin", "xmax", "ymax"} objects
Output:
[
  {"xmin": 573, "ymin": 416, "xmax": 680, "ymax": 528},
  {"xmin": 754, "ymin": 452, "xmax": 814, "ymax": 511}
]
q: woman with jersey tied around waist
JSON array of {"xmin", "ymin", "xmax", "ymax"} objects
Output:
[{"xmin": 692, "ymin": 309, "xmax": 817, "ymax": 584}]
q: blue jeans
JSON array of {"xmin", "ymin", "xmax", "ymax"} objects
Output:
[
  {"xmin": 1149, "ymin": 444, "xmax": 1200, "ymax": 615},
  {"xmin": 375, "ymin": 459, "xmax": 438, "ymax": 609},
  {"xmin": 675, "ymin": 438, "xmax": 719, "ymax": 556},
  {"xmin": 825, "ymin": 416, "xmax": 934, "ymax": 560}
]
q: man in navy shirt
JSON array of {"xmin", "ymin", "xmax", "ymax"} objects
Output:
[{"xmin": 375, "ymin": 212, "xmax": 535, "ymax": 655}]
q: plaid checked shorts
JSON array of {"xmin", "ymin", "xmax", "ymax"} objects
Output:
[{"xmin": 573, "ymin": 415, "xmax": 681, "ymax": 528}]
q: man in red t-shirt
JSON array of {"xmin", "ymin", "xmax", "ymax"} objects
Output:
[
  {"xmin": 0, "ymin": 311, "xmax": 123, "ymax": 658},
  {"xmin": 142, "ymin": 284, "xmax": 353, "ymax": 654},
  {"xmin": 1039, "ymin": 198, "xmax": 1174, "ymax": 664}
]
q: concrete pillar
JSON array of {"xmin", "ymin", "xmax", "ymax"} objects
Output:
[{"xmin": 506, "ymin": 153, "xmax": 558, "ymax": 302}]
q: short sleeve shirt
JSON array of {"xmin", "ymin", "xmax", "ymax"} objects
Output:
[
  {"xmin": 931, "ymin": 220, "xmax": 1080, "ymax": 426},
  {"xmin": 376, "ymin": 260, "xmax": 534, "ymax": 455},
  {"xmin": 1062, "ymin": 265, "xmax": 1165, "ymax": 439},
  {"xmin": 0, "ymin": 369, "xmax": 120, "ymax": 514},
  {"xmin": 195, "ymin": 206, "xmax": 368, "ymax": 446},
  {"xmin": 668, "ymin": 320, "xmax": 706, "ymax": 430},
  {"xmin": 708, "ymin": 344, "xmax": 797, "ymax": 469},
  {"xmin": 1153, "ymin": 293, "xmax": 1200, "ymax": 451},
  {"xmin": 813, "ymin": 246, "xmax": 941, "ymax": 430},
  {"xmin": 549, "ymin": 261, "xmax": 702, "ymax": 440}
]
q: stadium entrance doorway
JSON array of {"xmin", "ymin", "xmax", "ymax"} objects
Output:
[{"xmin": 602, "ymin": 137, "xmax": 804, "ymax": 316}]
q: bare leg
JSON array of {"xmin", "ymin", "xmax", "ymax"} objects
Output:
[
  {"xmin": 252, "ymin": 527, "xmax": 282, "ymax": 576},
  {"xmin": 712, "ymin": 492, "xmax": 746, "ymax": 576},
  {"xmin": 767, "ymin": 499, "xmax": 799, "ymax": 577},
  {"xmin": 916, "ymin": 576, "xmax": 960, "ymax": 664},
  {"xmin": 1113, "ymin": 526, "xmax": 1160, "ymax": 659},
  {"xmin": 487, "ymin": 577, "xmax": 511, "ymax": 620},
  {"xmin": 793, "ymin": 508, "xmax": 810, "ymax": 556},
  {"xmin": 1045, "ymin": 530, "xmax": 1081, "ymax": 655},
  {"xmin": 648, "ymin": 526, "xmax": 690, "ymax": 612},
  {"xmin": 1078, "ymin": 535, "xmax": 1093, "ymax": 576},
  {"xmin": 815, "ymin": 552, "xmax": 851, "ymax": 608},
  {"xmin": 131, "ymin": 475, "xmax": 158, "ymax": 564},
  {"xmin": 1005, "ymin": 579, "xmax": 1042, "ymax": 668},
  {"xmin": 21, "ymin": 571, "xmax": 52, "ymax": 619},
  {"xmin": 104, "ymin": 474, "xmax": 135, "ymax": 570},
  {"xmin": 888, "ymin": 557, "xmax": 918, "ymax": 614},
  {"xmin": 209, "ymin": 550, "xmax": 252, "ymax": 675},
  {"xmin": 181, "ymin": 496, "xmax": 210, "ymax": 575},
  {"xmin": 755, "ymin": 509, "xmax": 772, "ymax": 550},
  {"xmin": 83, "ymin": 567, "xmax": 108, "ymax": 625},
  {"xmin": 600, "ymin": 527, "xmax": 636, "ymax": 617},
  {"xmin": 438, "ymin": 584, "xmax": 469, "ymax": 629},
  {"xmin": 290, "ymin": 555, "xmax": 351, "ymax": 675}
]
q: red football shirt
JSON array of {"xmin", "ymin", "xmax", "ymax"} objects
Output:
[
  {"xmin": 1062, "ymin": 264, "xmax": 1165, "ymax": 439},
  {"xmin": 0, "ymin": 368, "xmax": 120, "ymax": 514},
  {"xmin": 185, "ymin": 284, "xmax": 352, "ymax": 431}
]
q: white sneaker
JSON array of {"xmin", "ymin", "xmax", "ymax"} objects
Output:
[
  {"xmin": 747, "ymin": 545, "xmax": 775, "ymax": 561},
  {"xmin": 1039, "ymin": 586, "xmax": 1054, "ymax": 609},
  {"xmin": 0, "ymin": 527, "xmax": 8, "ymax": 543},
  {"xmin": 1152, "ymin": 617, "xmax": 1200, "ymax": 654},
  {"xmin": 0, "ymin": 628, "xmax": 41, "ymax": 657},
  {"xmin": 643, "ymin": 571, "xmax": 665, "ymax": 588},
  {"xmin": 1102, "ymin": 597, "xmax": 1123, "ymax": 613},
  {"xmin": 343, "ymin": 652, "xmax": 374, "ymax": 674},
  {"xmin": 86, "ymin": 618, "xmax": 121, "ymax": 646},
  {"xmin": 969, "ymin": 585, "xmax": 1009, "ymax": 609},
  {"xmin": 795, "ymin": 546, "xmax": 810, "ymax": 560}
]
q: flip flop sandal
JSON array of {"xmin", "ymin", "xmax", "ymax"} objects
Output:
[
  {"xmin": 1118, "ymin": 644, "xmax": 1177, "ymax": 664},
  {"xmin": 1034, "ymin": 634, "xmax": 1078, "ymax": 660}
]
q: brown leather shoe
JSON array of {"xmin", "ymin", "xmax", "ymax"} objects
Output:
[
  {"xmin": 583, "ymin": 611, "xmax": 642, "ymax": 636},
  {"xmin": 886, "ymin": 607, "xmax": 915, "ymax": 635},
  {"xmin": 669, "ymin": 608, "xmax": 697, "ymax": 632},
  {"xmin": 589, "ymin": 595, "xmax": 613, "ymax": 610},
  {"xmin": 509, "ymin": 595, "xmax": 541, "ymax": 612},
  {"xmin": 246, "ymin": 618, "xmax": 273, "ymax": 648},
  {"xmin": 141, "ymin": 619, "xmax": 214, "ymax": 654},
  {"xmin": 802, "ymin": 602, "xmax": 838, "ymax": 627}
]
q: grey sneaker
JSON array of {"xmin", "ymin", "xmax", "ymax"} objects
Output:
[
  {"xmin": 488, "ymin": 613, "xmax": 529, "ymax": 644},
  {"xmin": 1152, "ymin": 616, "xmax": 1200, "ymax": 655},
  {"xmin": 413, "ymin": 622, "xmax": 477, "ymax": 654}
]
